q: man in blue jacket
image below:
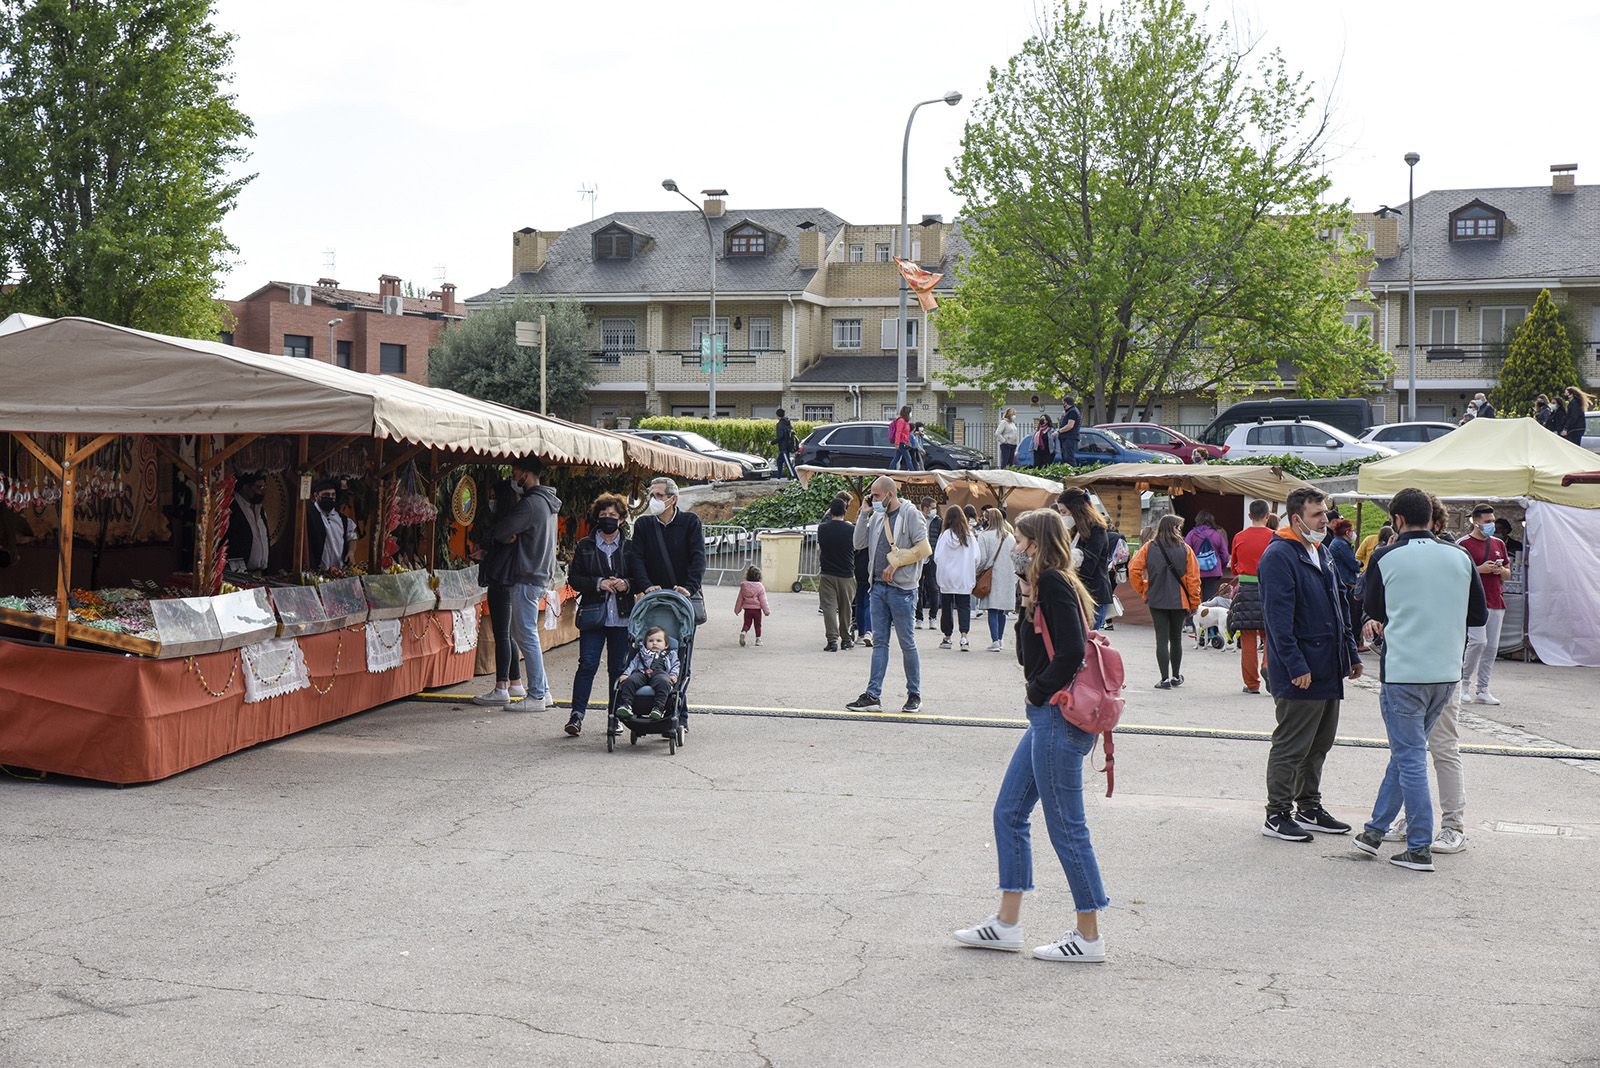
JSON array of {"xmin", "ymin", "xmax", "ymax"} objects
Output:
[
  {"xmin": 1258, "ymin": 487, "xmax": 1363, "ymax": 843},
  {"xmin": 1352, "ymin": 488, "xmax": 1486, "ymax": 872}
]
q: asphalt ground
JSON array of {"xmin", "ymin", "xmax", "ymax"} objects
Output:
[{"xmin": 3, "ymin": 591, "xmax": 1597, "ymax": 1067}]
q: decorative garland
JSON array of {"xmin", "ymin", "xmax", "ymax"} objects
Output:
[
  {"xmin": 310, "ymin": 634, "xmax": 344, "ymax": 696},
  {"xmin": 240, "ymin": 642, "xmax": 298, "ymax": 686},
  {"xmin": 186, "ymin": 653, "xmax": 241, "ymax": 698}
]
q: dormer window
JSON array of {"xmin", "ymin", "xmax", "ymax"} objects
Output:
[
  {"xmin": 595, "ymin": 228, "xmax": 633, "ymax": 259},
  {"xmin": 726, "ymin": 223, "xmax": 767, "ymax": 257},
  {"xmin": 1448, "ymin": 199, "xmax": 1505, "ymax": 242}
]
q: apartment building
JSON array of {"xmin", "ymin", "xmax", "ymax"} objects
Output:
[
  {"xmin": 465, "ymin": 198, "xmax": 1007, "ymax": 429},
  {"xmin": 224, "ymin": 275, "xmax": 465, "ymax": 384}
]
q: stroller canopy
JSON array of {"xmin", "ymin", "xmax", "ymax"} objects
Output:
[{"xmin": 629, "ymin": 590, "xmax": 697, "ymax": 648}]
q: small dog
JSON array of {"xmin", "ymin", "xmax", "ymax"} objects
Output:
[{"xmin": 1193, "ymin": 597, "xmax": 1232, "ymax": 649}]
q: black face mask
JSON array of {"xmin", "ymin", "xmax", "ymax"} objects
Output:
[
  {"xmin": 317, "ymin": 497, "xmax": 337, "ymax": 513},
  {"xmin": 596, "ymin": 516, "xmax": 620, "ymax": 534}
]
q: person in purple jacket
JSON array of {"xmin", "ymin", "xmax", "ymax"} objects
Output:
[{"xmin": 1184, "ymin": 511, "xmax": 1231, "ymax": 601}]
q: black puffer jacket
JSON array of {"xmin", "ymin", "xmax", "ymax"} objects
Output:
[{"xmin": 1227, "ymin": 580, "xmax": 1264, "ymax": 633}]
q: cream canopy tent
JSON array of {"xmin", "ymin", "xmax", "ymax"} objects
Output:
[
  {"xmin": 0, "ymin": 312, "xmax": 52, "ymax": 337},
  {"xmin": 1357, "ymin": 417, "xmax": 1600, "ymax": 508},
  {"xmin": 795, "ymin": 465, "xmax": 1064, "ymax": 513}
]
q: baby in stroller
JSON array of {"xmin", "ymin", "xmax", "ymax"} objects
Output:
[{"xmin": 616, "ymin": 627, "xmax": 679, "ymax": 720}]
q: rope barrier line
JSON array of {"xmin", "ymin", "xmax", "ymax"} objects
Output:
[{"xmin": 411, "ymin": 691, "xmax": 1600, "ymax": 761}]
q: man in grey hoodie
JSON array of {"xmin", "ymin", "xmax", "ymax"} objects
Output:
[{"xmin": 482, "ymin": 456, "xmax": 561, "ymax": 710}]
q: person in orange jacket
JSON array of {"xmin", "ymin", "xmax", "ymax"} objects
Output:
[{"xmin": 1129, "ymin": 513, "xmax": 1202, "ymax": 689}]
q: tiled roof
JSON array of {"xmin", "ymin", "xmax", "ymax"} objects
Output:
[
  {"xmin": 792, "ymin": 354, "xmax": 921, "ymax": 384},
  {"xmin": 244, "ymin": 281, "xmax": 461, "ymax": 317},
  {"xmin": 466, "ymin": 207, "xmax": 849, "ymax": 303},
  {"xmin": 1368, "ymin": 184, "xmax": 1600, "ymax": 285}
]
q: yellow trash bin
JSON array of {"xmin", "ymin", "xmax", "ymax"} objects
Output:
[{"xmin": 757, "ymin": 531, "xmax": 805, "ymax": 593}]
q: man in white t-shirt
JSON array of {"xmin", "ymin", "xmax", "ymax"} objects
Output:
[{"xmin": 307, "ymin": 479, "xmax": 357, "ymax": 571}]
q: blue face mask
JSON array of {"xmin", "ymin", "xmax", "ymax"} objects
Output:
[{"xmin": 871, "ymin": 500, "xmax": 886, "ymax": 515}]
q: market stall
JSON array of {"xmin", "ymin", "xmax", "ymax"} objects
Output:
[
  {"xmin": 1354, "ymin": 418, "xmax": 1600, "ymax": 667},
  {"xmin": 794, "ymin": 465, "xmax": 1063, "ymax": 516},
  {"xmin": 0, "ymin": 316, "xmax": 723, "ymax": 783},
  {"xmin": 1056, "ymin": 463, "xmax": 1312, "ymax": 540}
]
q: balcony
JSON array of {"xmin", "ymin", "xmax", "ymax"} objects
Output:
[
  {"xmin": 658, "ymin": 349, "xmax": 785, "ymax": 388},
  {"xmin": 586, "ymin": 350, "xmax": 649, "ymax": 391}
]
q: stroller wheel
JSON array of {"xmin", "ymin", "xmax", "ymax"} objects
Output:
[
  {"xmin": 606, "ymin": 729, "xmax": 614, "ymax": 753},
  {"xmin": 1211, "ymin": 636, "xmax": 1225, "ymax": 649},
  {"xmin": 668, "ymin": 732, "xmax": 677, "ymax": 755},
  {"xmin": 629, "ymin": 732, "xmax": 637, "ymax": 745}
]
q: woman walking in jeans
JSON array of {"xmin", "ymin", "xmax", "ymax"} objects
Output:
[
  {"xmin": 954, "ymin": 508, "xmax": 1111, "ymax": 962},
  {"xmin": 1129, "ymin": 514, "xmax": 1201, "ymax": 689},
  {"xmin": 563, "ymin": 494, "xmax": 637, "ymax": 736}
]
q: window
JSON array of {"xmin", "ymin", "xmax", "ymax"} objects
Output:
[
  {"xmin": 875, "ymin": 243, "xmax": 891, "ymax": 262},
  {"xmin": 1291, "ymin": 424, "xmax": 1340, "ymax": 448},
  {"xmin": 379, "ymin": 343, "xmax": 406, "ymax": 374},
  {"xmin": 878, "ymin": 317, "xmax": 919, "ymax": 350},
  {"xmin": 832, "ymin": 319, "xmax": 863, "ymax": 350},
  {"xmin": 848, "ymin": 243, "xmax": 865, "ymax": 263},
  {"xmin": 218, "ymin": 330, "xmax": 234, "ymax": 346},
  {"xmin": 1342, "ymin": 312, "xmax": 1373, "ymax": 335},
  {"xmin": 670, "ymin": 404, "xmax": 734, "ymax": 418},
  {"xmin": 690, "ymin": 317, "xmax": 729, "ymax": 352},
  {"xmin": 824, "ymin": 426, "xmax": 874, "ymax": 447},
  {"xmin": 802, "ymin": 404, "xmax": 834, "ymax": 422},
  {"xmin": 336, "ymin": 340, "xmax": 352, "ymax": 368},
  {"xmin": 1453, "ymin": 216, "xmax": 1498, "ymax": 239},
  {"xmin": 1448, "ymin": 201, "xmax": 1505, "ymax": 242},
  {"xmin": 283, "ymin": 334, "xmax": 312, "ymax": 358},
  {"xmin": 594, "ymin": 227, "xmax": 634, "ymax": 259},
  {"xmin": 1246, "ymin": 424, "xmax": 1291, "ymax": 447},
  {"xmin": 1429, "ymin": 308, "xmax": 1458, "ymax": 346},
  {"xmin": 601, "ymin": 318, "xmax": 637, "ymax": 356},
  {"xmin": 1480, "ymin": 306, "xmax": 1527, "ymax": 347},
  {"xmin": 880, "ymin": 404, "xmax": 899, "ymax": 420},
  {"xmin": 727, "ymin": 224, "xmax": 766, "ymax": 256},
  {"xmin": 747, "ymin": 316, "xmax": 773, "ymax": 352}
]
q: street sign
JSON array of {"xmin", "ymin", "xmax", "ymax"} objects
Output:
[
  {"xmin": 698, "ymin": 335, "xmax": 726, "ymax": 357},
  {"xmin": 515, "ymin": 321, "xmax": 538, "ymax": 347}
]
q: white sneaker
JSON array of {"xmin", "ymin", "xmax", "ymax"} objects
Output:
[
  {"xmin": 988, "ymin": 640, "xmax": 1003, "ymax": 652},
  {"xmin": 1474, "ymin": 691, "xmax": 1501, "ymax": 706},
  {"xmin": 959, "ymin": 637, "xmax": 970, "ymax": 652},
  {"xmin": 520, "ymin": 695, "xmax": 548, "ymax": 712},
  {"xmin": 754, "ymin": 636, "xmax": 762, "ymax": 646},
  {"xmin": 1433, "ymin": 828, "xmax": 1468, "ymax": 853},
  {"xmin": 508, "ymin": 683, "xmax": 527, "ymax": 699},
  {"xmin": 953, "ymin": 915, "xmax": 1022, "ymax": 952},
  {"xmin": 1032, "ymin": 929, "xmax": 1105, "ymax": 963},
  {"xmin": 1384, "ymin": 815, "xmax": 1407, "ymax": 842},
  {"xmin": 471, "ymin": 689, "xmax": 509, "ymax": 706}
]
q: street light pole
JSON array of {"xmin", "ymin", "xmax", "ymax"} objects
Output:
[
  {"xmin": 897, "ymin": 90, "xmax": 963, "ymax": 415},
  {"xmin": 1405, "ymin": 151, "xmax": 1420, "ymax": 422},
  {"xmin": 663, "ymin": 178, "xmax": 721, "ymax": 419}
]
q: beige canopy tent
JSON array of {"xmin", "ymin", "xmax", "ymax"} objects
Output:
[
  {"xmin": 795, "ymin": 465, "xmax": 1064, "ymax": 515},
  {"xmin": 1057, "ymin": 462, "xmax": 1314, "ymax": 533},
  {"xmin": 539, "ymin": 413, "xmax": 741, "ymax": 483},
  {"xmin": 1357, "ymin": 417, "xmax": 1600, "ymax": 508}
]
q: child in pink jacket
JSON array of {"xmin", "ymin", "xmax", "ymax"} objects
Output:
[{"xmin": 734, "ymin": 565, "xmax": 771, "ymax": 646}]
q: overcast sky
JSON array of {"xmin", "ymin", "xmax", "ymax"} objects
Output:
[{"xmin": 215, "ymin": 0, "xmax": 1600, "ymax": 301}]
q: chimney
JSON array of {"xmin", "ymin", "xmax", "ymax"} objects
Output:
[
  {"xmin": 918, "ymin": 217, "xmax": 945, "ymax": 262},
  {"xmin": 438, "ymin": 282, "xmax": 457, "ymax": 315},
  {"xmin": 512, "ymin": 227, "xmax": 560, "ymax": 273},
  {"xmin": 316, "ymin": 277, "xmax": 339, "ymax": 288},
  {"xmin": 378, "ymin": 274, "xmax": 401, "ymax": 297},
  {"xmin": 1552, "ymin": 163, "xmax": 1578, "ymax": 194},
  {"xmin": 701, "ymin": 188, "xmax": 728, "ymax": 218},
  {"xmin": 797, "ymin": 222, "xmax": 823, "ymax": 269},
  {"xmin": 1372, "ymin": 214, "xmax": 1399, "ymax": 258}
]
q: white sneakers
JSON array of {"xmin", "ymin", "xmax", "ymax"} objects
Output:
[
  {"xmin": 953, "ymin": 915, "xmax": 1023, "ymax": 952},
  {"xmin": 509, "ymin": 683, "xmax": 527, "ymax": 699},
  {"xmin": 1432, "ymin": 828, "xmax": 1468, "ymax": 853},
  {"xmin": 988, "ymin": 640, "xmax": 1003, "ymax": 652},
  {"xmin": 471, "ymin": 689, "xmax": 508, "ymax": 706},
  {"xmin": 953, "ymin": 917, "xmax": 1106, "ymax": 962},
  {"xmin": 1474, "ymin": 691, "xmax": 1501, "ymax": 706}
]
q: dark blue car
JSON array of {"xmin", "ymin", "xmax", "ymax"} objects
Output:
[{"xmin": 1014, "ymin": 426, "xmax": 1180, "ymax": 467}]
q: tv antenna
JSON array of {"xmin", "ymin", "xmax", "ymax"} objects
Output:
[
  {"xmin": 322, "ymin": 248, "xmax": 337, "ymax": 276},
  {"xmin": 577, "ymin": 182, "xmax": 598, "ymax": 219},
  {"xmin": 433, "ymin": 263, "xmax": 448, "ymax": 284}
]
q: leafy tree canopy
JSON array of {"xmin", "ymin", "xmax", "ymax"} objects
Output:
[
  {"xmin": 428, "ymin": 298, "xmax": 595, "ymax": 420},
  {"xmin": 941, "ymin": 0, "xmax": 1384, "ymax": 421},
  {"xmin": 0, "ymin": 0, "xmax": 254, "ymax": 337},
  {"xmin": 1491, "ymin": 288, "xmax": 1586, "ymax": 416}
]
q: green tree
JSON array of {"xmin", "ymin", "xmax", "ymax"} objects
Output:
[
  {"xmin": 428, "ymin": 298, "xmax": 595, "ymax": 420},
  {"xmin": 0, "ymin": 0, "xmax": 254, "ymax": 337},
  {"xmin": 1492, "ymin": 289, "xmax": 1585, "ymax": 416},
  {"xmin": 941, "ymin": 0, "xmax": 1384, "ymax": 421}
]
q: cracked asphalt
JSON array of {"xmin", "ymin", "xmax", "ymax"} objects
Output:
[{"xmin": 3, "ymin": 593, "xmax": 1599, "ymax": 1067}]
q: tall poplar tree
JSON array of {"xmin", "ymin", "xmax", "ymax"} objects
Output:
[
  {"xmin": 1492, "ymin": 289, "xmax": 1584, "ymax": 416},
  {"xmin": 0, "ymin": 0, "xmax": 254, "ymax": 338}
]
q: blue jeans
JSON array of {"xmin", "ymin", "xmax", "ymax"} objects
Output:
[
  {"xmin": 1092, "ymin": 601, "xmax": 1110, "ymax": 630},
  {"xmin": 987, "ymin": 609, "xmax": 1007, "ymax": 642},
  {"xmin": 570, "ymin": 624, "xmax": 629, "ymax": 720},
  {"xmin": 509, "ymin": 583, "xmax": 551, "ymax": 700},
  {"xmin": 1365, "ymin": 682, "xmax": 1454, "ymax": 850},
  {"xmin": 994, "ymin": 703, "xmax": 1110, "ymax": 911},
  {"xmin": 867, "ymin": 582, "xmax": 920, "ymax": 699},
  {"xmin": 892, "ymin": 443, "xmax": 914, "ymax": 470},
  {"xmin": 853, "ymin": 577, "xmax": 871, "ymax": 637}
]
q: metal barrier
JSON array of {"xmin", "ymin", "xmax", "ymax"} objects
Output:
[
  {"xmin": 795, "ymin": 525, "xmax": 821, "ymax": 587},
  {"xmin": 702, "ymin": 524, "xmax": 760, "ymax": 587}
]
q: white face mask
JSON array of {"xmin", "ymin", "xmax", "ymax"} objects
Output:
[
  {"xmin": 646, "ymin": 497, "xmax": 667, "ymax": 516},
  {"xmin": 1063, "ymin": 514, "xmax": 1076, "ymax": 531},
  {"xmin": 1301, "ymin": 526, "xmax": 1327, "ymax": 546}
]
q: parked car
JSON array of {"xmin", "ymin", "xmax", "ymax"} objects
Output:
[
  {"xmin": 1200, "ymin": 397, "xmax": 1375, "ymax": 447},
  {"xmin": 1356, "ymin": 421, "xmax": 1457, "ymax": 453},
  {"xmin": 1221, "ymin": 418, "xmax": 1397, "ymax": 463},
  {"xmin": 621, "ymin": 429, "xmax": 775, "ymax": 480},
  {"xmin": 1014, "ymin": 425, "xmax": 1182, "ymax": 467},
  {"xmin": 1583, "ymin": 412, "xmax": 1600, "ymax": 453},
  {"xmin": 795, "ymin": 421, "xmax": 990, "ymax": 470},
  {"xmin": 1097, "ymin": 422, "xmax": 1227, "ymax": 463}
]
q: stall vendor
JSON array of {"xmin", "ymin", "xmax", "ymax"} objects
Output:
[
  {"xmin": 307, "ymin": 478, "xmax": 357, "ymax": 571},
  {"xmin": 228, "ymin": 471, "xmax": 271, "ymax": 573}
]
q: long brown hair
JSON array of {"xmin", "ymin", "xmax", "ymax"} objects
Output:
[
  {"xmin": 1057, "ymin": 487, "xmax": 1107, "ymax": 531},
  {"xmin": 1015, "ymin": 508, "xmax": 1095, "ymax": 616},
  {"xmin": 982, "ymin": 506, "xmax": 1012, "ymax": 539},
  {"xmin": 943, "ymin": 504, "xmax": 970, "ymax": 546},
  {"xmin": 1154, "ymin": 513, "xmax": 1184, "ymax": 546}
]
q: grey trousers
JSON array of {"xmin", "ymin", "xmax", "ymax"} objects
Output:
[
  {"xmin": 1428, "ymin": 693, "xmax": 1466, "ymax": 832},
  {"xmin": 818, "ymin": 574, "xmax": 856, "ymax": 643},
  {"xmin": 1266, "ymin": 697, "xmax": 1342, "ymax": 815}
]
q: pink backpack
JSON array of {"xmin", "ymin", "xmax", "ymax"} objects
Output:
[{"xmin": 1032, "ymin": 604, "xmax": 1127, "ymax": 796}]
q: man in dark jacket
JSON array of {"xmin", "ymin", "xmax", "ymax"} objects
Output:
[
  {"xmin": 227, "ymin": 471, "xmax": 271, "ymax": 573},
  {"xmin": 1258, "ymin": 487, "xmax": 1363, "ymax": 843},
  {"xmin": 629, "ymin": 477, "xmax": 706, "ymax": 603},
  {"xmin": 307, "ymin": 479, "xmax": 358, "ymax": 572},
  {"xmin": 774, "ymin": 409, "xmax": 799, "ymax": 479},
  {"xmin": 817, "ymin": 498, "xmax": 856, "ymax": 651},
  {"xmin": 497, "ymin": 457, "xmax": 562, "ymax": 712}
]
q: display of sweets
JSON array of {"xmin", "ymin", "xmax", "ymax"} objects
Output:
[{"xmin": 0, "ymin": 588, "xmax": 160, "ymax": 639}]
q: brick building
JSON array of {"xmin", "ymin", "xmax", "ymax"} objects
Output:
[{"xmin": 223, "ymin": 275, "xmax": 464, "ymax": 384}]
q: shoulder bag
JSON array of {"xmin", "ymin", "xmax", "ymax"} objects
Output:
[
  {"xmin": 972, "ymin": 536, "xmax": 1003, "ymax": 600},
  {"xmin": 1032, "ymin": 590, "xmax": 1126, "ymax": 797}
]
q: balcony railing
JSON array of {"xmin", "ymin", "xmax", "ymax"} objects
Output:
[
  {"xmin": 588, "ymin": 349, "xmax": 645, "ymax": 365},
  {"xmin": 673, "ymin": 348, "xmax": 777, "ymax": 367},
  {"xmin": 1392, "ymin": 343, "xmax": 1508, "ymax": 363}
]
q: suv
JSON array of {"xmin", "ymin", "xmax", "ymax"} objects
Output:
[
  {"xmin": 796, "ymin": 421, "xmax": 989, "ymax": 470},
  {"xmin": 1222, "ymin": 418, "xmax": 1396, "ymax": 463},
  {"xmin": 1356, "ymin": 421, "xmax": 1457, "ymax": 454},
  {"xmin": 1201, "ymin": 398, "xmax": 1375, "ymax": 447}
]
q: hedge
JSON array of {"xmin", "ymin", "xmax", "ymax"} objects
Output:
[
  {"xmin": 729, "ymin": 474, "xmax": 851, "ymax": 529},
  {"xmin": 635, "ymin": 417, "xmax": 817, "ymax": 460},
  {"xmin": 1026, "ymin": 453, "xmax": 1383, "ymax": 483}
]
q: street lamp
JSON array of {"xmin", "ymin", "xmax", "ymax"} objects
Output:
[
  {"xmin": 1405, "ymin": 151, "xmax": 1420, "ymax": 422},
  {"xmin": 896, "ymin": 89, "xmax": 963, "ymax": 414},
  {"xmin": 663, "ymin": 177, "xmax": 722, "ymax": 420},
  {"xmin": 327, "ymin": 318, "xmax": 343, "ymax": 368}
]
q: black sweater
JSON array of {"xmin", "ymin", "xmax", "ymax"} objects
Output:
[
  {"xmin": 1016, "ymin": 570, "xmax": 1088, "ymax": 707},
  {"xmin": 629, "ymin": 511, "xmax": 706, "ymax": 594}
]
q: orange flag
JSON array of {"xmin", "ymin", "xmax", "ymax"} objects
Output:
[{"xmin": 893, "ymin": 256, "xmax": 943, "ymax": 311}]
